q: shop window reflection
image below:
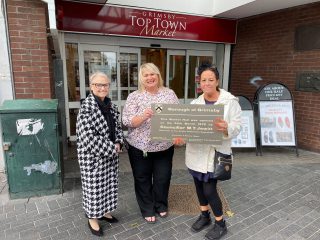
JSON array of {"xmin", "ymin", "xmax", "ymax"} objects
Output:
[
  {"xmin": 83, "ymin": 51, "xmax": 117, "ymax": 99},
  {"xmin": 169, "ymin": 55, "xmax": 185, "ymax": 99},
  {"xmin": 119, "ymin": 52, "xmax": 139, "ymax": 102},
  {"xmin": 188, "ymin": 56, "xmax": 213, "ymax": 99},
  {"xmin": 141, "ymin": 48, "xmax": 167, "ymax": 86}
]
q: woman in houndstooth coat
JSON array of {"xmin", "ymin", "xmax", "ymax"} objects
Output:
[{"xmin": 76, "ymin": 72, "xmax": 124, "ymax": 237}]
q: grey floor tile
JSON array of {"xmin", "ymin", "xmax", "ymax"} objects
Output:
[
  {"xmin": 50, "ymin": 231, "xmax": 70, "ymax": 240},
  {"xmin": 114, "ymin": 227, "xmax": 141, "ymax": 240},
  {"xmin": 0, "ymin": 148, "xmax": 320, "ymax": 240},
  {"xmin": 297, "ymin": 224, "xmax": 319, "ymax": 239},
  {"xmin": 138, "ymin": 229, "xmax": 155, "ymax": 239}
]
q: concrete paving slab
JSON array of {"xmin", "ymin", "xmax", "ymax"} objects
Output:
[{"xmin": 0, "ymin": 147, "xmax": 319, "ymax": 239}]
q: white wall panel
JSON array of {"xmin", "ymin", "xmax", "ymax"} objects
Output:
[
  {"xmin": 212, "ymin": 0, "xmax": 254, "ymax": 16},
  {"xmin": 0, "ymin": 0, "xmax": 13, "ymax": 172},
  {"xmin": 108, "ymin": 0, "xmax": 214, "ymax": 16}
]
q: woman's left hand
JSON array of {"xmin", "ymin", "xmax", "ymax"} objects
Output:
[
  {"xmin": 173, "ymin": 137, "xmax": 185, "ymax": 146},
  {"xmin": 213, "ymin": 117, "xmax": 228, "ymax": 135}
]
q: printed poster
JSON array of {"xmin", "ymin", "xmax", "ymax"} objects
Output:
[
  {"xmin": 259, "ymin": 101, "xmax": 295, "ymax": 146},
  {"xmin": 231, "ymin": 110, "xmax": 256, "ymax": 148}
]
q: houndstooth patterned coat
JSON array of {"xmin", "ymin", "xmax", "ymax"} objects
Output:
[{"xmin": 76, "ymin": 94, "xmax": 124, "ymax": 218}]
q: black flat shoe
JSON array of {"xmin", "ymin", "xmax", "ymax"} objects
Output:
[
  {"xmin": 99, "ymin": 215, "xmax": 119, "ymax": 223},
  {"xmin": 88, "ymin": 220, "xmax": 103, "ymax": 237},
  {"xmin": 191, "ymin": 213, "xmax": 212, "ymax": 232}
]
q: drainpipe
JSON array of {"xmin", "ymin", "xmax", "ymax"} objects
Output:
[{"xmin": 41, "ymin": 0, "xmax": 60, "ymax": 58}]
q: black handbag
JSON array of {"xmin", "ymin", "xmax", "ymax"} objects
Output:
[{"xmin": 212, "ymin": 151, "xmax": 233, "ymax": 181}]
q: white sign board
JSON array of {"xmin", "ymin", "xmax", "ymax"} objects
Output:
[
  {"xmin": 259, "ymin": 101, "xmax": 295, "ymax": 146},
  {"xmin": 231, "ymin": 110, "xmax": 256, "ymax": 148}
]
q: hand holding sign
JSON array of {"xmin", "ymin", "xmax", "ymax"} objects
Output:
[
  {"xmin": 142, "ymin": 108, "xmax": 154, "ymax": 121},
  {"xmin": 173, "ymin": 137, "xmax": 185, "ymax": 146},
  {"xmin": 213, "ymin": 117, "xmax": 228, "ymax": 136}
]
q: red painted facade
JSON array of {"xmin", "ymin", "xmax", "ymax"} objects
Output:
[{"xmin": 55, "ymin": 0, "xmax": 237, "ymax": 43}]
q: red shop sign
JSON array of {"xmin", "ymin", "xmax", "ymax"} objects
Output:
[{"xmin": 56, "ymin": 1, "xmax": 237, "ymax": 43}]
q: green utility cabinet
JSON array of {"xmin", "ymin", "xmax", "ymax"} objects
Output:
[{"xmin": 0, "ymin": 99, "xmax": 62, "ymax": 199}]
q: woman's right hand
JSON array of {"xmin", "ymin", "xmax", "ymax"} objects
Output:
[
  {"xmin": 132, "ymin": 108, "xmax": 154, "ymax": 127},
  {"xmin": 141, "ymin": 108, "xmax": 154, "ymax": 121}
]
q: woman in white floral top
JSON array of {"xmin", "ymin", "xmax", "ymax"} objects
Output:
[{"xmin": 122, "ymin": 63, "xmax": 179, "ymax": 223}]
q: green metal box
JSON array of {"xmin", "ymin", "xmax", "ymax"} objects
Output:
[{"xmin": 0, "ymin": 99, "xmax": 62, "ymax": 199}]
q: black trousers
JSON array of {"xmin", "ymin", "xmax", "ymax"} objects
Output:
[
  {"xmin": 193, "ymin": 177, "xmax": 223, "ymax": 217},
  {"xmin": 128, "ymin": 144, "xmax": 174, "ymax": 217}
]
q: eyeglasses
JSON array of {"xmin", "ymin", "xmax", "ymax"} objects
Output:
[{"xmin": 92, "ymin": 83, "xmax": 110, "ymax": 89}]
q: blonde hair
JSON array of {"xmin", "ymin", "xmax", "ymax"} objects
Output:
[
  {"xmin": 138, "ymin": 63, "xmax": 164, "ymax": 91},
  {"xmin": 89, "ymin": 71, "xmax": 110, "ymax": 84}
]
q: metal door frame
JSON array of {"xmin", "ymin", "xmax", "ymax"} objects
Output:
[{"xmin": 118, "ymin": 47, "xmax": 141, "ymax": 112}]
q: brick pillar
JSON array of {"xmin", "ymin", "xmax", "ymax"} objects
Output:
[{"xmin": 7, "ymin": 0, "xmax": 53, "ymax": 99}]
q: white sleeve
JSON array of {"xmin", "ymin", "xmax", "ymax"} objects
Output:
[{"xmin": 224, "ymin": 100, "xmax": 242, "ymax": 139}]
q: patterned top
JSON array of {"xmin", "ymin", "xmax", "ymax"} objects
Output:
[{"xmin": 122, "ymin": 87, "xmax": 179, "ymax": 152}]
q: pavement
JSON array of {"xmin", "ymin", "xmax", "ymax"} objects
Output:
[{"xmin": 0, "ymin": 146, "xmax": 320, "ymax": 240}]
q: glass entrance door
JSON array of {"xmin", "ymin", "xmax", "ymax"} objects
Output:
[
  {"xmin": 166, "ymin": 50, "xmax": 186, "ymax": 103},
  {"xmin": 186, "ymin": 50, "xmax": 214, "ymax": 103},
  {"xmin": 65, "ymin": 44, "xmax": 213, "ymax": 140},
  {"xmin": 166, "ymin": 50, "xmax": 214, "ymax": 104},
  {"xmin": 66, "ymin": 45, "xmax": 118, "ymax": 141},
  {"xmin": 65, "ymin": 45, "xmax": 141, "ymax": 140},
  {"xmin": 119, "ymin": 48, "xmax": 140, "ymax": 114}
]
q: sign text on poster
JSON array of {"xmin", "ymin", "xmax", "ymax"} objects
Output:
[{"xmin": 150, "ymin": 104, "xmax": 224, "ymax": 144}]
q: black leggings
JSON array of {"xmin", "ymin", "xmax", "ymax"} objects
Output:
[{"xmin": 193, "ymin": 177, "xmax": 223, "ymax": 217}]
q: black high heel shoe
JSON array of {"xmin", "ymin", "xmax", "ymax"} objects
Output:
[
  {"xmin": 99, "ymin": 215, "xmax": 119, "ymax": 223},
  {"xmin": 88, "ymin": 220, "xmax": 103, "ymax": 237}
]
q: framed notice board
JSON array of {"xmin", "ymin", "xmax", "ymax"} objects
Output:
[{"xmin": 253, "ymin": 83, "xmax": 298, "ymax": 156}]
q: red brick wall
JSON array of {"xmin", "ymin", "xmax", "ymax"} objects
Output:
[
  {"xmin": 7, "ymin": 0, "xmax": 53, "ymax": 99},
  {"xmin": 230, "ymin": 3, "xmax": 320, "ymax": 153}
]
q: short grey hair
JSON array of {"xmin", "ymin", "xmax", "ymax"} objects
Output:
[{"xmin": 89, "ymin": 71, "xmax": 110, "ymax": 84}]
